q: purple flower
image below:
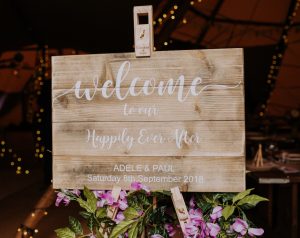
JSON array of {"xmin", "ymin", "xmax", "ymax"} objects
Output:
[
  {"xmin": 131, "ymin": 182, "xmax": 150, "ymax": 193},
  {"xmin": 114, "ymin": 211, "xmax": 125, "ymax": 224},
  {"xmin": 189, "ymin": 196, "xmax": 196, "ymax": 209},
  {"xmin": 184, "ymin": 222, "xmax": 199, "ymax": 237},
  {"xmin": 231, "ymin": 218, "xmax": 248, "ymax": 236},
  {"xmin": 206, "ymin": 223, "xmax": 220, "ymax": 237},
  {"xmin": 189, "ymin": 208, "xmax": 203, "ymax": 226},
  {"xmin": 55, "ymin": 192, "xmax": 70, "ymax": 207},
  {"xmin": 150, "ymin": 235, "xmax": 164, "ymax": 238},
  {"xmin": 164, "ymin": 223, "xmax": 176, "ymax": 237},
  {"xmin": 119, "ymin": 190, "xmax": 127, "ymax": 200},
  {"xmin": 93, "ymin": 190, "xmax": 104, "ymax": 199},
  {"xmin": 97, "ymin": 199, "xmax": 106, "ymax": 208},
  {"xmin": 101, "ymin": 191, "xmax": 115, "ymax": 206},
  {"xmin": 230, "ymin": 218, "xmax": 264, "ymax": 237},
  {"xmin": 70, "ymin": 189, "xmax": 81, "ymax": 197},
  {"xmin": 210, "ymin": 206, "xmax": 223, "ymax": 221},
  {"xmin": 118, "ymin": 199, "xmax": 128, "ymax": 210},
  {"xmin": 248, "ymin": 228, "xmax": 264, "ymax": 237}
]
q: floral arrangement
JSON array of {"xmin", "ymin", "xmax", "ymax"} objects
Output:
[{"xmin": 55, "ymin": 182, "xmax": 267, "ymax": 238}]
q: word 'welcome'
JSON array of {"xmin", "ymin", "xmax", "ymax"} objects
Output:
[{"xmin": 54, "ymin": 61, "xmax": 241, "ymax": 103}]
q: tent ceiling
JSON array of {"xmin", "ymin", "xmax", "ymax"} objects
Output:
[{"xmin": 0, "ymin": 0, "xmax": 299, "ymax": 117}]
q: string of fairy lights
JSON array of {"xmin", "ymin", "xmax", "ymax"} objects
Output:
[
  {"xmin": 0, "ymin": 46, "xmax": 49, "ymax": 175},
  {"xmin": 17, "ymin": 208, "xmax": 49, "ymax": 238},
  {"xmin": 0, "ymin": 1, "xmax": 297, "ymax": 236},
  {"xmin": 152, "ymin": 0, "xmax": 204, "ymax": 49},
  {"xmin": 33, "ymin": 45, "xmax": 50, "ymax": 161},
  {"xmin": 259, "ymin": 0, "xmax": 300, "ymax": 117}
]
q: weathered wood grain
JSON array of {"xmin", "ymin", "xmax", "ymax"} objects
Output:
[
  {"xmin": 52, "ymin": 48, "xmax": 245, "ymax": 191},
  {"xmin": 52, "ymin": 49, "xmax": 243, "ymax": 89},
  {"xmin": 53, "ymin": 156, "xmax": 245, "ymax": 192},
  {"xmin": 52, "ymin": 87, "xmax": 244, "ymax": 122},
  {"xmin": 53, "ymin": 121, "xmax": 245, "ymax": 156}
]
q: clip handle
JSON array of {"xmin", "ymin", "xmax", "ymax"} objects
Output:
[{"xmin": 134, "ymin": 5, "xmax": 153, "ymax": 57}]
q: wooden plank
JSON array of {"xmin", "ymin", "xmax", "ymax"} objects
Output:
[
  {"xmin": 52, "ymin": 121, "xmax": 245, "ymax": 157},
  {"xmin": 52, "ymin": 87, "xmax": 244, "ymax": 122},
  {"xmin": 52, "ymin": 156, "xmax": 245, "ymax": 192},
  {"xmin": 52, "ymin": 49, "xmax": 243, "ymax": 89}
]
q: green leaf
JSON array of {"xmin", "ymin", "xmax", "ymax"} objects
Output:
[
  {"xmin": 128, "ymin": 221, "xmax": 139, "ymax": 238},
  {"xmin": 232, "ymin": 189, "xmax": 254, "ymax": 204},
  {"xmin": 123, "ymin": 207, "xmax": 140, "ymax": 220},
  {"xmin": 83, "ymin": 186, "xmax": 97, "ymax": 213},
  {"xmin": 87, "ymin": 216, "xmax": 94, "ymax": 232},
  {"xmin": 96, "ymin": 229, "xmax": 104, "ymax": 238},
  {"xmin": 237, "ymin": 195, "xmax": 268, "ymax": 207},
  {"xmin": 68, "ymin": 216, "xmax": 83, "ymax": 235},
  {"xmin": 96, "ymin": 208, "xmax": 107, "ymax": 219},
  {"xmin": 77, "ymin": 198, "xmax": 95, "ymax": 213},
  {"xmin": 110, "ymin": 220, "xmax": 136, "ymax": 238},
  {"xmin": 79, "ymin": 211, "xmax": 92, "ymax": 219},
  {"xmin": 222, "ymin": 205, "xmax": 235, "ymax": 220},
  {"xmin": 55, "ymin": 227, "xmax": 75, "ymax": 238}
]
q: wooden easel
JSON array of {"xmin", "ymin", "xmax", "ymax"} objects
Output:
[
  {"xmin": 134, "ymin": 6, "xmax": 190, "ymax": 236},
  {"xmin": 253, "ymin": 144, "xmax": 264, "ymax": 167}
]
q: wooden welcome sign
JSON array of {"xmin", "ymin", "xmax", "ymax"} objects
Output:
[{"xmin": 52, "ymin": 46, "xmax": 245, "ymax": 192}]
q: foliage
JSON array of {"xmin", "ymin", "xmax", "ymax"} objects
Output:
[{"xmin": 55, "ymin": 184, "xmax": 267, "ymax": 238}]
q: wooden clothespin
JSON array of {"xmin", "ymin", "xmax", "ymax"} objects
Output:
[
  {"xmin": 100, "ymin": 185, "xmax": 121, "ymax": 238},
  {"xmin": 171, "ymin": 187, "xmax": 190, "ymax": 235},
  {"xmin": 133, "ymin": 6, "xmax": 153, "ymax": 57},
  {"xmin": 253, "ymin": 144, "xmax": 264, "ymax": 167},
  {"xmin": 107, "ymin": 185, "xmax": 122, "ymax": 219}
]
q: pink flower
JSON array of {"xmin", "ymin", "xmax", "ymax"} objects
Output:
[
  {"xmin": 114, "ymin": 211, "xmax": 125, "ymax": 224},
  {"xmin": 131, "ymin": 182, "xmax": 150, "ymax": 193},
  {"xmin": 189, "ymin": 208, "xmax": 203, "ymax": 226},
  {"xmin": 248, "ymin": 228, "xmax": 264, "ymax": 237},
  {"xmin": 55, "ymin": 192, "xmax": 70, "ymax": 207},
  {"xmin": 210, "ymin": 206, "xmax": 223, "ymax": 221},
  {"xmin": 206, "ymin": 223, "xmax": 221, "ymax": 237},
  {"xmin": 164, "ymin": 223, "xmax": 176, "ymax": 237}
]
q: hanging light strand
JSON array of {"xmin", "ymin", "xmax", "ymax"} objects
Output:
[{"xmin": 259, "ymin": 0, "xmax": 300, "ymax": 117}]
